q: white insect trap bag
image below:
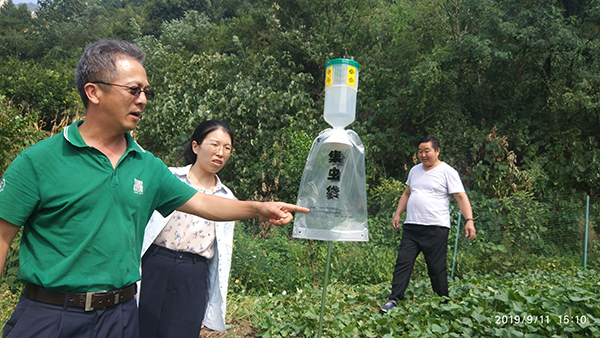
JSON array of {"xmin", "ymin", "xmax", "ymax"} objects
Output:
[{"xmin": 292, "ymin": 128, "xmax": 368, "ymax": 242}]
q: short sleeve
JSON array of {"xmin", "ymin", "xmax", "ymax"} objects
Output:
[
  {"xmin": 405, "ymin": 168, "xmax": 414, "ymax": 187},
  {"xmin": 0, "ymin": 153, "xmax": 40, "ymax": 226},
  {"xmin": 152, "ymin": 159, "xmax": 197, "ymax": 217},
  {"xmin": 446, "ymin": 166, "xmax": 465, "ymax": 194}
]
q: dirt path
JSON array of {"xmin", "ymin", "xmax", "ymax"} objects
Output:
[{"xmin": 200, "ymin": 320, "xmax": 259, "ymax": 337}]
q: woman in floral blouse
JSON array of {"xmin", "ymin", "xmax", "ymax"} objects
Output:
[{"xmin": 138, "ymin": 120, "xmax": 236, "ymax": 338}]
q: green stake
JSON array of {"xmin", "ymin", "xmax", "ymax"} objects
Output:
[
  {"xmin": 584, "ymin": 195, "xmax": 589, "ymax": 268},
  {"xmin": 451, "ymin": 211, "xmax": 462, "ymax": 280},
  {"xmin": 317, "ymin": 241, "xmax": 334, "ymax": 338}
]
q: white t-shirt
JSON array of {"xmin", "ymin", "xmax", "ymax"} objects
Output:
[{"xmin": 404, "ymin": 162, "xmax": 465, "ymax": 228}]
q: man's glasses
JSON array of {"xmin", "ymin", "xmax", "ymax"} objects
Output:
[{"xmin": 91, "ymin": 81, "xmax": 155, "ymax": 101}]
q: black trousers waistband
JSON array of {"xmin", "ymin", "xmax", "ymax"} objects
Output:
[{"xmin": 149, "ymin": 244, "xmax": 208, "ymax": 263}]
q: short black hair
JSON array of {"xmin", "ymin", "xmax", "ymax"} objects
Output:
[{"xmin": 419, "ymin": 136, "xmax": 440, "ymax": 150}]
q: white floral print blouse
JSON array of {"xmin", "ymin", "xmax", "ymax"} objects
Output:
[{"xmin": 153, "ymin": 187, "xmax": 217, "ymax": 258}]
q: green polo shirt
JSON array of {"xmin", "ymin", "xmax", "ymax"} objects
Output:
[{"xmin": 0, "ymin": 121, "xmax": 197, "ymax": 292}]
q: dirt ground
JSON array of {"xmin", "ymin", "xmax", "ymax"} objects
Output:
[{"xmin": 200, "ymin": 320, "xmax": 259, "ymax": 337}]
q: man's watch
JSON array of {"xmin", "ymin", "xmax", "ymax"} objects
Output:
[{"xmin": 466, "ymin": 218, "xmax": 474, "ymax": 221}]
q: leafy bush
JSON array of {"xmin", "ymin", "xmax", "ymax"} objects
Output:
[
  {"xmin": 0, "ymin": 95, "xmax": 47, "ymax": 174},
  {"xmin": 366, "ymin": 178, "xmax": 405, "ymax": 246},
  {"xmin": 228, "ymin": 187, "xmax": 596, "ymax": 296},
  {"xmin": 449, "ymin": 191, "xmax": 595, "ymax": 277},
  {"xmin": 0, "ymin": 58, "xmax": 82, "ymax": 128},
  {"xmin": 136, "ymin": 36, "xmax": 320, "ymax": 202},
  {"xmin": 230, "ymin": 226, "xmax": 314, "ymax": 294}
]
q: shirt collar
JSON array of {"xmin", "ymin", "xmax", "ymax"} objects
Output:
[
  {"xmin": 63, "ymin": 120, "xmax": 146, "ymax": 154},
  {"xmin": 172, "ymin": 164, "xmax": 226, "ymax": 194}
]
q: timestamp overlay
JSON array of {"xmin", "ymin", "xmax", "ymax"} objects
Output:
[{"xmin": 493, "ymin": 314, "xmax": 591, "ymax": 327}]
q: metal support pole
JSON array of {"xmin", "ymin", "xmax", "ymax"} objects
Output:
[
  {"xmin": 317, "ymin": 241, "xmax": 334, "ymax": 338},
  {"xmin": 450, "ymin": 212, "xmax": 462, "ymax": 280},
  {"xmin": 584, "ymin": 195, "xmax": 590, "ymax": 268}
]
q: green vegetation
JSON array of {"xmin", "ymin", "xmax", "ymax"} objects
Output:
[
  {"xmin": 2, "ymin": 0, "xmax": 600, "ymax": 201},
  {"xmin": 1, "ymin": 0, "xmax": 600, "ymax": 336},
  {"xmin": 228, "ymin": 269, "xmax": 600, "ymax": 337}
]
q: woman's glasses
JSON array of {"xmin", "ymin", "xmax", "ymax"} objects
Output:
[{"xmin": 203, "ymin": 142, "xmax": 232, "ymax": 154}]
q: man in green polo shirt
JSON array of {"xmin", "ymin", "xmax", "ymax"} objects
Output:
[{"xmin": 0, "ymin": 39, "xmax": 308, "ymax": 338}]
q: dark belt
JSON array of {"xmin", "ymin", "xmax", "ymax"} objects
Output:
[{"xmin": 23, "ymin": 283, "xmax": 137, "ymax": 311}]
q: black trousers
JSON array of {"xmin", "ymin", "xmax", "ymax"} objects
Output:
[
  {"xmin": 3, "ymin": 296, "xmax": 139, "ymax": 338},
  {"xmin": 139, "ymin": 244, "xmax": 209, "ymax": 338},
  {"xmin": 389, "ymin": 224, "xmax": 450, "ymax": 301}
]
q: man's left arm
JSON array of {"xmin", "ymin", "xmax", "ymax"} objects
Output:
[{"xmin": 453, "ymin": 192, "xmax": 476, "ymax": 241}]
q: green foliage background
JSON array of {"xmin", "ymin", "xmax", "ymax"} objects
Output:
[
  {"xmin": 1, "ymin": 0, "xmax": 600, "ymax": 336},
  {"xmin": 2, "ymin": 0, "xmax": 600, "ymax": 200}
]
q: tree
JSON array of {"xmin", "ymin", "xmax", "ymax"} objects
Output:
[{"xmin": 0, "ymin": 0, "xmax": 36, "ymax": 59}]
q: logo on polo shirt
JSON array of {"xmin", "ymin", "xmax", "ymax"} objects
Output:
[
  {"xmin": 133, "ymin": 178, "xmax": 144, "ymax": 195},
  {"xmin": 0, "ymin": 178, "xmax": 4, "ymax": 193}
]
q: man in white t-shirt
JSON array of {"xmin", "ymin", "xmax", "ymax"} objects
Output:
[{"xmin": 380, "ymin": 136, "xmax": 476, "ymax": 313}]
